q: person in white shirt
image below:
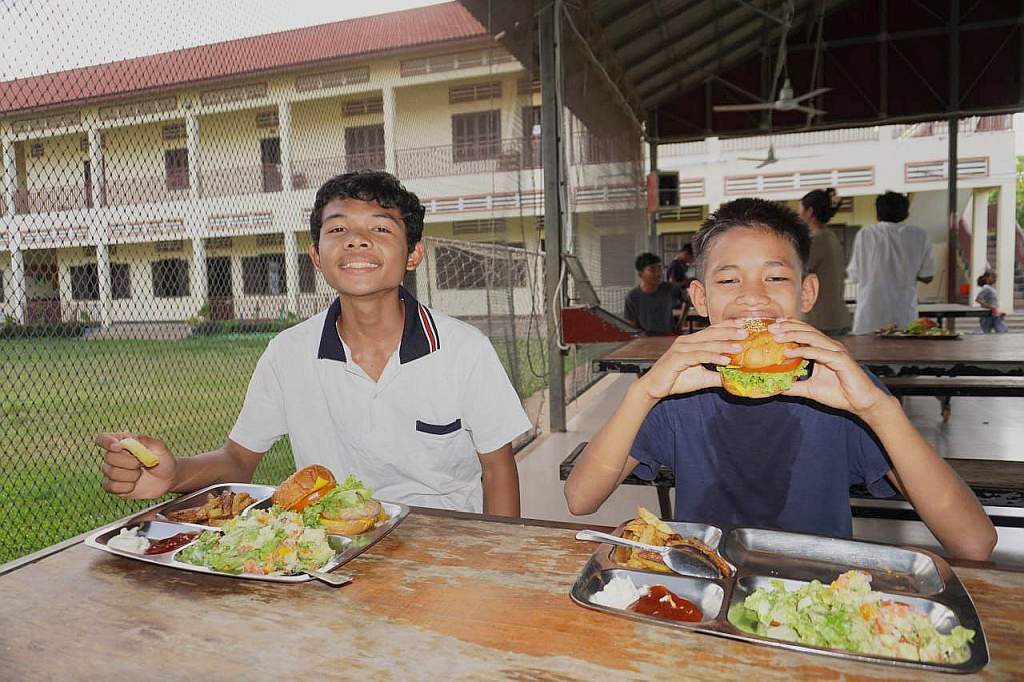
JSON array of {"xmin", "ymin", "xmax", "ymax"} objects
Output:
[
  {"xmin": 95, "ymin": 171, "xmax": 532, "ymax": 515},
  {"xmin": 847, "ymin": 191, "xmax": 935, "ymax": 335}
]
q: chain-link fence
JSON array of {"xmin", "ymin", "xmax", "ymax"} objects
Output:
[{"xmin": 0, "ymin": 2, "xmax": 647, "ymax": 564}]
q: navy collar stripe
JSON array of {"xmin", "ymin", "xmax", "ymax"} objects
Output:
[{"xmin": 318, "ymin": 286, "xmax": 439, "ymax": 365}]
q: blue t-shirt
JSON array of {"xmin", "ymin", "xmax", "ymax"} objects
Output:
[{"xmin": 629, "ymin": 386, "xmax": 896, "ymax": 538}]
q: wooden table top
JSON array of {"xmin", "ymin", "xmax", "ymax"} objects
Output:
[
  {"xmin": 596, "ymin": 333, "xmax": 1024, "ymax": 375},
  {"xmin": 2, "ymin": 510, "xmax": 1022, "ymax": 680}
]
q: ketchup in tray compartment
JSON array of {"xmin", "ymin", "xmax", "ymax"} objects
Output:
[
  {"xmin": 631, "ymin": 585, "xmax": 703, "ymax": 622},
  {"xmin": 145, "ymin": 532, "xmax": 199, "ymax": 555}
]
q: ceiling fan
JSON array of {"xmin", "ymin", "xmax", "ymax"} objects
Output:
[
  {"xmin": 714, "ymin": 78, "xmax": 830, "ymax": 117},
  {"xmin": 735, "ymin": 141, "xmax": 820, "ymax": 168}
]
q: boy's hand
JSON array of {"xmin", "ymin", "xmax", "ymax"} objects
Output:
[
  {"xmin": 770, "ymin": 319, "xmax": 889, "ymax": 415},
  {"xmin": 96, "ymin": 431, "xmax": 177, "ymax": 499},
  {"xmin": 638, "ymin": 320, "xmax": 747, "ymax": 400}
]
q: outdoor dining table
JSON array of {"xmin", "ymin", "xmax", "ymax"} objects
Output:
[
  {"xmin": 2, "ymin": 507, "xmax": 1023, "ymax": 679},
  {"xmin": 594, "ymin": 333, "xmax": 1024, "ymax": 377}
]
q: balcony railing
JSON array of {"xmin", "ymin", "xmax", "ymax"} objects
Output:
[
  {"xmin": 893, "ymin": 114, "xmax": 1012, "ymax": 138},
  {"xmin": 106, "ymin": 173, "xmax": 188, "ymax": 207},
  {"xmin": 13, "ymin": 184, "xmax": 93, "ymax": 214},
  {"xmin": 721, "ymin": 127, "xmax": 880, "ymax": 152},
  {"xmin": 397, "ymin": 137, "xmax": 542, "ymax": 179},
  {"xmin": 290, "ymin": 153, "xmax": 386, "ymax": 190}
]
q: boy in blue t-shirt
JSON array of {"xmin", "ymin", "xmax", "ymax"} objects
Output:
[{"xmin": 565, "ymin": 198, "xmax": 996, "ymax": 560}]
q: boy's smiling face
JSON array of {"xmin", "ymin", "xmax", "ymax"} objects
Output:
[
  {"xmin": 310, "ymin": 197, "xmax": 423, "ymax": 297},
  {"xmin": 689, "ymin": 226, "xmax": 818, "ymax": 323}
]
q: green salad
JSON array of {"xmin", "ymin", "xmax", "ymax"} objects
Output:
[
  {"xmin": 177, "ymin": 507, "xmax": 334, "ymax": 576},
  {"xmin": 728, "ymin": 570, "xmax": 974, "ymax": 664}
]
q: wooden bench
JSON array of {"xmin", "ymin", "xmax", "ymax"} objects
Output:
[
  {"xmin": 560, "ymin": 442, "xmax": 1024, "ymax": 526},
  {"xmin": 881, "ymin": 375, "xmax": 1024, "ymax": 398}
]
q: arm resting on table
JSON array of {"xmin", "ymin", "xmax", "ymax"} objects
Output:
[
  {"xmin": 565, "ymin": 382, "xmax": 656, "ymax": 515},
  {"xmin": 861, "ymin": 397, "xmax": 997, "ymax": 561},
  {"xmin": 480, "ymin": 444, "xmax": 520, "ymax": 517}
]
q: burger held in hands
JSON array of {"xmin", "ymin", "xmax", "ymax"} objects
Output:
[
  {"xmin": 272, "ymin": 465, "xmax": 389, "ymax": 535},
  {"xmin": 717, "ymin": 318, "xmax": 809, "ymax": 399}
]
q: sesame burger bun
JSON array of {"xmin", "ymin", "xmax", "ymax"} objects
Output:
[
  {"xmin": 719, "ymin": 319, "xmax": 806, "ymax": 399},
  {"xmin": 319, "ymin": 499, "xmax": 384, "ymax": 535},
  {"xmin": 271, "ymin": 465, "xmax": 337, "ymax": 511}
]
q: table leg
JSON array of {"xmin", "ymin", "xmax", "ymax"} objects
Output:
[{"xmin": 657, "ymin": 485, "xmax": 673, "ymax": 519}]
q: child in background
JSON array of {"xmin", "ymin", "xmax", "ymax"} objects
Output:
[{"xmin": 976, "ymin": 271, "xmax": 1008, "ymax": 333}]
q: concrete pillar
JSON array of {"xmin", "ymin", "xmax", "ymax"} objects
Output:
[
  {"xmin": 87, "ymin": 128, "xmax": 105, "ymax": 208},
  {"xmin": 969, "ymin": 191, "xmax": 989, "ymax": 305},
  {"xmin": 186, "ymin": 111, "xmax": 201, "ymax": 200},
  {"xmin": 382, "ymin": 86, "xmax": 397, "ymax": 174},
  {"xmin": 996, "ymin": 182, "xmax": 1015, "ymax": 314},
  {"xmin": 278, "ymin": 102, "xmax": 293, "ymax": 192},
  {"xmin": 704, "ymin": 137, "xmax": 724, "ymax": 213},
  {"xmin": 190, "ymin": 232, "xmax": 208, "ymax": 315},
  {"xmin": 284, "ymin": 229, "xmax": 299, "ymax": 315},
  {"xmin": 95, "ymin": 243, "xmax": 112, "ymax": 326},
  {"xmin": 2, "ymin": 137, "xmax": 26, "ymax": 323}
]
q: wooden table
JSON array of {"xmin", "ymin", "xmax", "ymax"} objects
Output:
[
  {"xmin": 2, "ymin": 509, "xmax": 1023, "ymax": 680},
  {"xmin": 596, "ymin": 333, "xmax": 1024, "ymax": 377}
]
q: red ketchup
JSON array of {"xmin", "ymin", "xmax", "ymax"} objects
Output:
[
  {"xmin": 631, "ymin": 585, "xmax": 703, "ymax": 622},
  {"xmin": 145, "ymin": 532, "xmax": 199, "ymax": 555}
]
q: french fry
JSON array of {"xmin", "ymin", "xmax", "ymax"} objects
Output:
[{"xmin": 119, "ymin": 437, "xmax": 159, "ymax": 468}]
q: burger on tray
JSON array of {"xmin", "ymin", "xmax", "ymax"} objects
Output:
[
  {"xmin": 715, "ymin": 318, "xmax": 810, "ymax": 399},
  {"xmin": 273, "ymin": 465, "xmax": 388, "ymax": 535}
]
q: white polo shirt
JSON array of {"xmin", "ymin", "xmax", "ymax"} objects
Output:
[{"xmin": 229, "ymin": 287, "xmax": 532, "ymax": 512}]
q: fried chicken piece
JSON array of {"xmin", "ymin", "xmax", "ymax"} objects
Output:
[{"xmin": 666, "ymin": 536, "xmax": 734, "ymax": 577}]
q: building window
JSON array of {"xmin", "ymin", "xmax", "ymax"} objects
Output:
[
  {"xmin": 152, "ymin": 259, "xmax": 190, "ymax": 298},
  {"xmin": 600, "ymin": 234, "xmax": 637, "ymax": 286},
  {"xmin": 345, "ymin": 124, "xmax": 385, "ymax": 171},
  {"xmin": 111, "ymin": 262, "xmax": 131, "ymax": 299},
  {"xmin": 164, "ymin": 148, "xmax": 189, "ymax": 191},
  {"xmin": 242, "ymin": 254, "xmax": 287, "ymax": 295},
  {"xmin": 299, "ymin": 254, "xmax": 317, "ymax": 293},
  {"xmin": 434, "ymin": 242, "xmax": 527, "ymax": 290},
  {"xmin": 70, "ymin": 264, "xmax": 100, "ymax": 301},
  {"xmin": 452, "ymin": 110, "xmax": 501, "ymax": 162}
]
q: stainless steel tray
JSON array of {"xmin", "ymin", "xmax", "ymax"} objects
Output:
[
  {"xmin": 86, "ymin": 483, "xmax": 409, "ymax": 583},
  {"xmin": 570, "ymin": 522, "xmax": 988, "ymax": 673}
]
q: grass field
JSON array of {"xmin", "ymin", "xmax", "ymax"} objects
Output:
[{"xmin": 0, "ymin": 332, "xmax": 564, "ymax": 564}]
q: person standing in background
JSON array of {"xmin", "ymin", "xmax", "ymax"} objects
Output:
[
  {"xmin": 800, "ymin": 188, "xmax": 852, "ymax": 336},
  {"xmin": 665, "ymin": 243, "xmax": 694, "ymax": 286},
  {"xmin": 847, "ymin": 191, "xmax": 935, "ymax": 335},
  {"xmin": 976, "ymin": 270, "xmax": 1008, "ymax": 333}
]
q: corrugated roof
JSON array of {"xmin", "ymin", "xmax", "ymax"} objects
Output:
[{"xmin": 0, "ymin": 2, "xmax": 488, "ymax": 115}]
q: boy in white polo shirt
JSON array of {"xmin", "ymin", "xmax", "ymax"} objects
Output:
[{"xmin": 97, "ymin": 171, "xmax": 531, "ymax": 515}]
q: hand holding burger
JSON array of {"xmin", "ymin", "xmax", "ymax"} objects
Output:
[
  {"xmin": 768, "ymin": 319, "xmax": 889, "ymax": 415},
  {"xmin": 717, "ymin": 318, "xmax": 810, "ymax": 399}
]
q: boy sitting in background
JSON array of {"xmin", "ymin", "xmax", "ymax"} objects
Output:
[
  {"xmin": 565, "ymin": 198, "xmax": 995, "ymax": 560},
  {"xmin": 624, "ymin": 252, "xmax": 684, "ymax": 335}
]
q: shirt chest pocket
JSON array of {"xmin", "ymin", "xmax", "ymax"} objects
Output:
[{"xmin": 415, "ymin": 418, "xmax": 462, "ymax": 439}]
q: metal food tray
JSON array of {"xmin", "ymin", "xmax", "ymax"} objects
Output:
[
  {"xmin": 85, "ymin": 483, "xmax": 409, "ymax": 583},
  {"xmin": 570, "ymin": 522, "xmax": 988, "ymax": 673}
]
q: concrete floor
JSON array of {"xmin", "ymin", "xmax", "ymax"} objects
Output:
[{"xmin": 516, "ymin": 374, "xmax": 1024, "ymax": 567}]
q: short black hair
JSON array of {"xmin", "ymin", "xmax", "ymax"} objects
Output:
[
  {"xmin": 977, "ymin": 270, "xmax": 994, "ymax": 287},
  {"xmin": 801, "ymin": 187, "xmax": 839, "ymax": 223},
  {"xmin": 876, "ymin": 191, "xmax": 910, "ymax": 223},
  {"xmin": 692, "ymin": 197, "xmax": 810, "ymax": 281},
  {"xmin": 309, "ymin": 171, "xmax": 425, "ymax": 251},
  {"xmin": 681, "ymin": 243, "xmax": 694, "ymax": 256},
  {"xmin": 635, "ymin": 252, "xmax": 661, "ymax": 272}
]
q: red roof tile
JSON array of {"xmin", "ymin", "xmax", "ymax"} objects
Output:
[{"xmin": 0, "ymin": 2, "xmax": 488, "ymax": 115}]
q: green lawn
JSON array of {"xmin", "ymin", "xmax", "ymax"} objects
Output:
[
  {"xmin": 0, "ymin": 335, "xmax": 295, "ymax": 563},
  {"xmin": 0, "ymin": 332, "xmax": 562, "ymax": 564}
]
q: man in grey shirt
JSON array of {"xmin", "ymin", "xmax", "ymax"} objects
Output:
[{"xmin": 624, "ymin": 253, "xmax": 683, "ymax": 335}]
